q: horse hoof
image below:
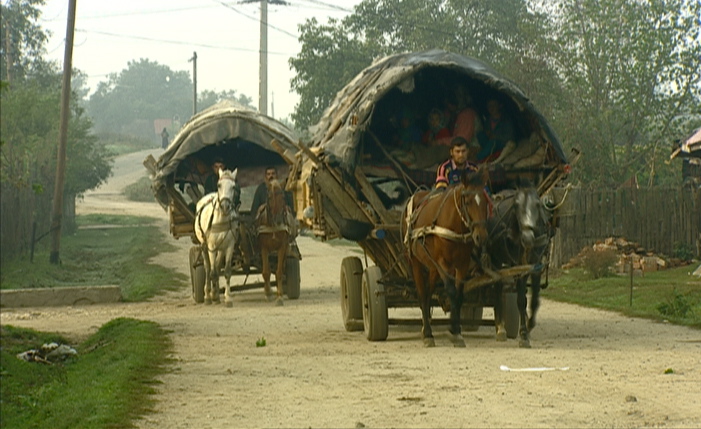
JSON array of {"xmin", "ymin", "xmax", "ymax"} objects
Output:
[
  {"xmin": 450, "ymin": 334, "xmax": 466, "ymax": 348},
  {"xmin": 275, "ymin": 297, "xmax": 284, "ymax": 306},
  {"xmin": 423, "ymin": 338, "xmax": 436, "ymax": 347},
  {"xmin": 204, "ymin": 299, "xmax": 212, "ymax": 305},
  {"xmin": 496, "ymin": 331, "xmax": 507, "ymax": 342},
  {"xmin": 519, "ymin": 339, "xmax": 532, "ymax": 349},
  {"xmin": 225, "ymin": 301, "xmax": 233, "ymax": 308}
]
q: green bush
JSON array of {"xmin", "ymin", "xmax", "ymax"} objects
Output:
[
  {"xmin": 581, "ymin": 247, "xmax": 619, "ymax": 279},
  {"xmin": 672, "ymin": 241, "xmax": 695, "ymax": 261},
  {"xmin": 124, "ymin": 176, "xmax": 156, "ymax": 202},
  {"xmin": 658, "ymin": 290, "xmax": 695, "ymax": 318}
]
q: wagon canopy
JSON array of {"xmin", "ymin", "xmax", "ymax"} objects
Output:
[
  {"xmin": 149, "ymin": 100, "xmax": 299, "ymax": 208},
  {"xmin": 310, "ymin": 49, "xmax": 568, "ymax": 171}
]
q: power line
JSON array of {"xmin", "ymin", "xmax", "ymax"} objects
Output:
[
  {"xmin": 74, "ymin": 28, "xmax": 293, "ymax": 56},
  {"xmin": 294, "ymin": 0, "xmax": 353, "ymax": 13},
  {"xmin": 213, "ymin": 0, "xmax": 298, "ymax": 38}
]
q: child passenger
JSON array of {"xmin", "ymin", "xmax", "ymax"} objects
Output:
[{"xmin": 422, "ymin": 108, "xmax": 451, "ymax": 144}]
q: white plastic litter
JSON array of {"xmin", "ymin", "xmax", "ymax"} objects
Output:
[{"xmin": 500, "ymin": 365, "xmax": 569, "ymax": 372}]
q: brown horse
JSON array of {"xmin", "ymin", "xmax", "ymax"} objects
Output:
[
  {"xmin": 256, "ymin": 178, "xmax": 293, "ymax": 305},
  {"xmin": 401, "ymin": 166, "xmax": 491, "ymax": 347}
]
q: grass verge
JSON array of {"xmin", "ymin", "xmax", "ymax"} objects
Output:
[
  {"xmin": 0, "ymin": 318, "xmax": 172, "ymax": 429},
  {"xmin": 0, "ymin": 214, "xmax": 186, "ymax": 301},
  {"xmin": 124, "ymin": 176, "xmax": 157, "ymax": 202},
  {"xmin": 544, "ymin": 265, "xmax": 701, "ymax": 328}
]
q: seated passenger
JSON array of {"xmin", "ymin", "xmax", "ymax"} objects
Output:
[
  {"xmin": 422, "ymin": 108, "xmax": 451, "ymax": 144},
  {"xmin": 476, "ymin": 98, "xmax": 515, "ymax": 163},
  {"xmin": 433, "ymin": 85, "xmax": 483, "ymax": 150}
]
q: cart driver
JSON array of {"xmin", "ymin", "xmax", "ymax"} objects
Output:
[{"xmin": 251, "ymin": 166, "xmax": 295, "ymax": 217}]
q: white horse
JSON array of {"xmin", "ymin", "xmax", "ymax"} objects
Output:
[{"xmin": 194, "ymin": 168, "xmax": 240, "ymax": 307}]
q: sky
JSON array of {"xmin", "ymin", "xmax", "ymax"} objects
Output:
[{"xmin": 38, "ymin": 0, "xmax": 363, "ymax": 121}]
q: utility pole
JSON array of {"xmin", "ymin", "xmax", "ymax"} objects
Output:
[
  {"xmin": 259, "ymin": 0, "xmax": 268, "ymax": 115},
  {"xmin": 189, "ymin": 51, "xmax": 197, "ymax": 115},
  {"xmin": 242, "ymin": 0, "xmax": 288, "ymax": 116},
  {"xmin": 49, "ymin": 0, "xmax": 77, "ymax": 264}
]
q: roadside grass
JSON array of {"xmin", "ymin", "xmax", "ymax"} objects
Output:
[
  {"xmin": 545, "ymin": 265, "xmax": 701, "ymax": 328},
  {"xmin": 100, "ymin": 133, "xmax": 157, "ymax": 157},
  {"xmin": 0, "ymin": 214, "xmax": 186, "ymax": 301},
  {"xmin": 0, "ymin": 318, "xmax": 172, "ymax": 429}
]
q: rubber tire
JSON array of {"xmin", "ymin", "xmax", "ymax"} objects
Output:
[
  {"xmin": 189, "ymin": 246, "xmax": 205, "ymax": 304},
  {"xmin": 362, "ymin": 266, "xmax": 388, "ymax": 341},
  {"xmin": 502, "ymin": 291, "xmax": 520, "ymax": 339},
  {"xmin": 461, "ymin": 306, "xmax": 483, "ymax": 332},
  {"xmin": 340, "ymin": 256, "xmax": 364, "ymax": 332},
  {"xmin": 284, "ymin": 256, "xmax": 301, "ymax": 300}
]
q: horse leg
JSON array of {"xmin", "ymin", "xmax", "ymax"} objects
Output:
[
  {"xmin": 448, "ymin": 272, "xmax": 466, "ymax": 348},
  {"xmin": 203, "ymin": 249, "xmax": 213, "ymax": 305},
  {"xmin": 211, "ymin": 250, "xmax": 221, "ymax": 303},
  {"xmin": 517, "ymin": 276, "xmax": 531, "ymax": 348},
  {"xmin": 223, "ymin": 246, "xmax": 234, "ymax": 308},
  {"xmin": 494, "ymin": 282, "xmax": 507, "ymax": 341},
  {"xmin": 274, "ymin": 240, "xmax": 286, "ymax": 306},
  {"xmin": 261, "ymin": 244, "xmax": 273, "ymax": 301},
  {"xmin": 412, "ymin": 260, "xmax": 434, "ymax": 347},
  {"xmin": 528, "ymin": 273, "xmax": 541, "ymax": 331}
]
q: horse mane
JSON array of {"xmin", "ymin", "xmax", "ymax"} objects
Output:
[{"xmin": 462, "ymin": 165, "xmax": 488, "ymax": 188}]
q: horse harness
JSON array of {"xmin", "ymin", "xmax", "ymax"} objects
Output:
[
  {"xmin": 196, "ymin": 193, "xmax": 239, "ymax": 252},
  {"xmin": 403, "ymin": 185, "xmax": 487, "ymax": 251}
]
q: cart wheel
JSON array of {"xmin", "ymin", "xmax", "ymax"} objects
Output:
[
  {"xmin": 461, "ymin": 306, "xmax": 483, "ymax": 332},
  {"xmin": 502, "ymin": 291, "xmax": 519, "ymax": 339},
  {"xmin": 340, "ymin": 256, "xmax": 363, "ymax": 332},
  {"xmin": 284, "ymin": 256, "xmax": 301, "ymax": 300},
  {"xmin": 362, "ymin": 266, "xmax": 388, "ymax": 341},
  {"xmin": 189, "ymin": 246, "xmax": 205, "ymax": 304}
]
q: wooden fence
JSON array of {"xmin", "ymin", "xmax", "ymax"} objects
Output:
[{"xmin": 549, "ymin": 186, "xmax": 701, "ymax": 267}]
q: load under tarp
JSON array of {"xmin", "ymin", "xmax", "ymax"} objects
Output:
[
  {"xmin": 150, "ymin": 100, "xmax": 299, "ymax": 208},
  {"xmin": 309, "ymin": 49, "xmax": 568, "ymax": 172}
]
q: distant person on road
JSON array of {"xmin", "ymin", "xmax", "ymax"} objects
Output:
[{"xmin": 161, "ymin": 127, "xmax": 170, "ymax": 149}]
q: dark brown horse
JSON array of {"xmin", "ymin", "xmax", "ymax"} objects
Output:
[
  {"xmin": 487, "ymin": 181, "xmax": 553, "ymax": 347},
  {"xmin": 400, "ymin": 166, "xmax": 491, "ymax": 347},
  {"xmin": 256, "ymin": 178, "xmax": 293, "ymax": 305}
]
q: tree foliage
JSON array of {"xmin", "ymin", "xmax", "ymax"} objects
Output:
[
  {"xmin": 0, "ymin": 0, "xmax": 48, "ymax": 83},
  {"xmin": 88, "ymin": 59, "xmax": 194, "ymax": 138},
  {"xmin": 0, "ymin": 1, "xmax": 112, "ymax": 262},
  {"xmin": 198, "ymin": 89, "xmax": 255, "ymax": 112}
]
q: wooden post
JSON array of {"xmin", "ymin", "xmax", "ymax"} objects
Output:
[{"xmin": 49, "ymin": 0, "xmax": 77, "ymax": 264}]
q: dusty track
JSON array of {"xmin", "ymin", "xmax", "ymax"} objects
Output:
[{"xmin": 2, "ymin": 149, "xmax": 700, "ymax": 428}]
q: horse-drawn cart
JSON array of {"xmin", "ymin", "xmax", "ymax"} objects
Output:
[
  {"xmin": 144, "ymin": 101, "xmax": 302, "ymax": 303},
  {"xmin": 286, "ymin": 49, "xmax": 574, "ymax": 343}
]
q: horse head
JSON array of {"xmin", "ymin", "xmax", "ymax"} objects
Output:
[
  {"xmin": 265, "ymin": 178, "xmax": 287, "ymax": 226},
  {"xmin": 512, "ymin": 183, "xmax": 549, "ymax": 252},
  {"xmin": 217, "ymin": 168, "xmax": 239, "ymax": 215},
  {"xmin": 459, "ymin": 165, "xmax": 490, "ymax": 248}
]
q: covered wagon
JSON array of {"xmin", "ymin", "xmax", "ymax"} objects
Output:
[
  {"xmin": 144, "ymin": 100, "xmax": 303, "ymax": 303},
  {"xmin": 286, "ymin": 49, "xmax": 574, "ymax": 341}
]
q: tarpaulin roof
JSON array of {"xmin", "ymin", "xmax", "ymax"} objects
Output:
[
  {"xmin": 309, "ymin": 49, "xmax": 568, "ymax": 170},
  {"xmin": 153, "ymin": 100, "xmax": 299, "ymax": 184}
]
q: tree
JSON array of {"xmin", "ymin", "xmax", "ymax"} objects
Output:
[
  {"xmin": 88, "ymin": 59, "xmax": 193, "ymax": 138},
  {"xmin": 0, "ymin": 0, "xmax": 48, "ymax": 83},
  {"xmin": 0, "ymin": 2, "xmax": 112, "ymax": 262},
  {"xmin": 550, "ymin": 0, "xmax": 701, "ymax": 187},
  {"xmin": 289, "ymin": 0, "xmax": 557, "ymax": 130},
  {"xmin": 198, "ymin": 89, "xmax": 254, "ymax": 112}
]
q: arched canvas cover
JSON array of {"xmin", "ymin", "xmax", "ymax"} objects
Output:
[
  {"xmin": 309, "ymin": 49, "xmax": 568, "ymax": 171},
  {"xmin": 150, "ymin": 100, "xmax": 299, "ymax": 208}
]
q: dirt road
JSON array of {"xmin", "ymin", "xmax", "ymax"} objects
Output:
[{"xmin": 2, "ymin": 149, "xmax": 700, "ymax": 428}]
